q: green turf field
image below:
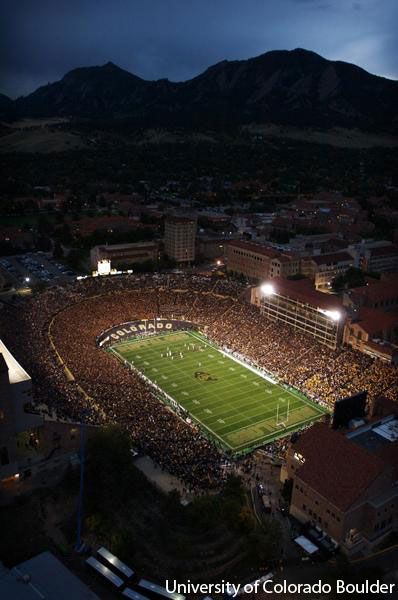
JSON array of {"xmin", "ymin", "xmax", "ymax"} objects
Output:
[{"xmin": 109, "ymin": 331, "xmax": 326, "ymax": 453}]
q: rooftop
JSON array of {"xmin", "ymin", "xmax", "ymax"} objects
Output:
[
  {"xmin": 229, "ymin": 239, "xmax": 295, "ymax": 260},
  {"xmin": 293, "ymin": 422, "xmax": 385, "ymax": 511},
  {"xmin": 96, "ymin": 241, "xmax": 158, "ymax": 252},
  {"xmin": 308, "ymin": 251, "xmax": 353, "ymax": 266},
  {"xmin": 350, "ymin": 275, "xmax": 398, "ymax": 304},
  {"xmin": 0, "ymin": 339, "xmax": 30, "ymax": 384},
  {"xmin": 354, "ymin": 307, "xmax": 398, "ymax": 335},
  {"xmin": 0, "ymin": 552, "xmax": 98, "ymax": 600},
  {"xmin": 367, "ymin": 244, "xmax": 398, "ymax": 257},
  {"xmin": 166, "ymin": 215, "xmax": 197, "ymax": 224}
]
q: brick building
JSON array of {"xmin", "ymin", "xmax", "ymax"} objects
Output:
[
  {"xmin": 301, "ymin": 251, "xmax": 354, "ymax": 290},
  {"xmin": 226, "ymin": 240, "xmax": 300, "ymax": 281},
  {"xmin": 283, "ymin": 415, "xmax": 398, "ymax": 556},
  {"xmin": 90, "ymin": 241, "xmax": 159, "ymax": 269}
]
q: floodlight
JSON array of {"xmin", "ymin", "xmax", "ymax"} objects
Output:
[
  {"xmin": 327, "ymin": 310, "xmax": 341, "ymax": 321},
  {"xmin": 261, "ymin": 283, "xmax": 275, "ymax": 296},
  {"xmin": 321, "ymin": 309, "xmax": 341, "ymax": 321}
]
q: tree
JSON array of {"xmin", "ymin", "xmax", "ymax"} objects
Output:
[
  {"xmin": 332, "ymin": 267, "xmax": 366, "ymax": 292},
  {"xmin": 53, "ymin": 240, "xmax": 64, "ymax": 259},
  {"xmin": 85, "ymin": 425, "xmax": 136, "ymax": 514}
]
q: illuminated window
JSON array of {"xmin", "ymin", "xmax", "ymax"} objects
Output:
[{"xmin": 293, "ymin": 452, "xmax": 305, "ymax": 464}]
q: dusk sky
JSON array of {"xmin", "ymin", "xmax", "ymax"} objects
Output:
[{"xmin": 1, "ymin": 0, "xmax": 397, "ymax": 98}]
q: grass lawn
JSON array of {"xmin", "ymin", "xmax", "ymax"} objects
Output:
[{"xmin": 109, "ymin": 331, "xmax": 325, "ymax": 454}]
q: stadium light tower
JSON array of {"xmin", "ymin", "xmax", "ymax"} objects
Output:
[{"xmin": 261, "ymin": 282, "xmax": 275, "ymax": 296}]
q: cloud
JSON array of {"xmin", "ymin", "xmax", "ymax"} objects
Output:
[{"xmin": 0, "ymin": 0, "xmax": 396, "ymax": 97}]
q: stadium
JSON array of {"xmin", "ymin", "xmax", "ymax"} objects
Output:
[{"xmin": 1, "ymin": 273, "xmax": 397, "ymax": 490}]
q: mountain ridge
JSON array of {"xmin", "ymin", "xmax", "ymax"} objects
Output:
[{"xmin": 2, "ymin": 49, "xmax": 398, "ymax": 132}]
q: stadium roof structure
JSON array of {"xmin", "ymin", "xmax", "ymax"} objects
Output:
[
  {"xmin": 0, "ymin": 552, "xmax": 99, "ymax": 600},
  {"xmin": 0, "ymin": 339, "xmax": 30, "ymax": 384},
  {"xmin": 292, "ymin": 422, "xmax": 385, "ymax": 511}
]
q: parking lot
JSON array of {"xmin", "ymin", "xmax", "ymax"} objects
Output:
[{"xmin": 0, "ymin": 252, "xmax": 75, "ymax": 288}]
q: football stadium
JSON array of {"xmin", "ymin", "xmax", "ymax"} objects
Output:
[
  {"xmin": 1, "ymin": 273, "xmax": 396, "ymax": 491},
  {"xmin": 108, "ymin": 330, "xmax": 325, "ymax": 453}
]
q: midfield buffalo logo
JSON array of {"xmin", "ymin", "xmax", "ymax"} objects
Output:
[{"xmin": 194, "ymin": 371, "xmax": 218, "ymax": 382}]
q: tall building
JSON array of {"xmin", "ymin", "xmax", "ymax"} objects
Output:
[{"xmin": 164, "ymin": 216, "xmax": 197, "ymax": 263}]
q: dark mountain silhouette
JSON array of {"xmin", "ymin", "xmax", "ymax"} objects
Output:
[
  {"xmin": 0, "ymin": 93, "xmax": 15, "ymax": 120},
  {"xmin": 4, "ymin": 49, "xmax": 398, "ymax": 132}
]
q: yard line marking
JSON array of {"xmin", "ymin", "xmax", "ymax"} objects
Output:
[
  {"xmin": 136, "ymin": 355, "xmax": 141, "ymax": 358},
  {"xmin": 182, "ymin": 391, "xmax": 189, "ymax": 396},
  {"xmin": 144, "ymin": 361, "xmax": 150, "ymax": 366},
  {"xmin": 240, "ymin": 374, "xmax": 247, "ymax": 378},
  {"xmin": 162, "ymin": 375, "xmax": 168, "ymax": 379},
  {"xmin": 172, "ymin": 383, "xmax": 178, "ymax": 387},
  {"xmin": 152, "ymin": 367, "xmax": 158, "ymax": 372},
  {"xmin": 204, "ymin": 408, "xmax": 212, "ymax": 414},
  {"xmin": 253, "ymin": 381, "xmax": 260, "ymax": 386},
  {"xmin": 193, "ymin": 399, "xmax": 200, "ymax": 405},
  {"xmin": 208, "ymin": 354, "xmax": 215, "ymax": 358},
  {"xmin": 218, "ymin": 419, "xmax": 225, "ymax": 424},
  {"xmin": 229, "ymin": 367, "xmax": 235, "ymax": 371}
]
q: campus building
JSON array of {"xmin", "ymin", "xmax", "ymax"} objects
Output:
[
  {"xmin": 301, "ymin": 251, "xmax": 354, "ymax": 291},
  {"xmin": 226, "ymin": 240, "xmax": 300, "ymax": 282},
  {"xmin": 283, "ymin": 409, "xmax": 398, "ymax": 556},
  {"xmin": 343, "ymin": 275, "xmax": 398, "ymax": 363},
  {"xmin": 251, "ymin": 278, "xmax": 345, "ymax": 349},
  {"xmin": 348, "ymin": 240, "xmax": 398, "ymax": 274},
  {"xmin": 90, "ymin": 241, "xmax": 159, "ymax": 270},
  {"xmin": 0, "ymin": 339, "xmax": 43, "ymax": 484},
  {"xmin": 164, "ymin": 216, "xmax": 197, "ymax": 263}
]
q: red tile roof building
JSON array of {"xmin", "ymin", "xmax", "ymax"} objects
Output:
[
  {"xmin": 284, "ymin": 418, "xmax": 398, "ymax": 555},
  {"xmin": 226, "ymin": 240, "xmax": 300, "ymax": 281},
  {"xmin": 301, "ymin": 251, "xmax": 354, "ymax": 290}
]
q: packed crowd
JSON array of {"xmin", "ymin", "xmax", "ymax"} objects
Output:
[{"xmin": 0, "ymin": 273, "xmax": 396, "ymax": 489}]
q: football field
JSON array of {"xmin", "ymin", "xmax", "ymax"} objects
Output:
[{"xmin": 109, "ymin": 331, "xmax": 325, "ymax": 453}]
